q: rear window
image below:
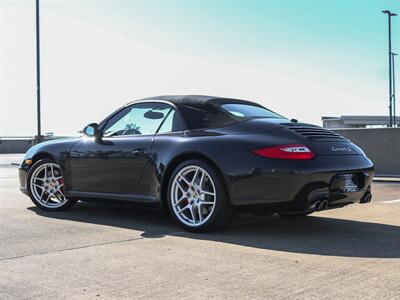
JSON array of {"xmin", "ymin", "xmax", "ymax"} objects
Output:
[
  {"xmin": 179, "ymin": 101, "xmax": 286, "ymax": 130},
  {"xmin": 220, "ymin": 103, "xmax": 285, "ymax": 119},
  {"xmin": 179, "ymin": 104, "xmax": 234, "ymax": 130}
]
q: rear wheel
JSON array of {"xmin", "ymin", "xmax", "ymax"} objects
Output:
[
  {"xmin": 167, "ymin": 159, "xmax": 234, "ymax": 232},
  {"xmin": 27, "ymin": 158, "xmax": 77, "ymax": 211}
]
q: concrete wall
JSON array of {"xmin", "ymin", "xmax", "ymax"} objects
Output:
[
  {"xmin": 333, "ymin": 128, "xmax": 400, "ymax": 177},
  {"xmin": 0, "ymin": 139, "xmax": 35, "ymax": 154},
  {"xmin": 0, "ymin": 137, "xmax": 69, "ymax": 154}
]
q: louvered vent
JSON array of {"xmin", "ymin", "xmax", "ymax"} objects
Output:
[{"xmin": 286, "ymin": 126, "xmax": 347, "ymax": 142}]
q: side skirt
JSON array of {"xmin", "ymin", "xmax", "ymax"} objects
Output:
[{"xmin": 66, "ymin": 191, "xmax": 159, "ymax": 203}]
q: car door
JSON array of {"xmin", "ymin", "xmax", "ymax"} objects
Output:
[
  {"xmin": 133, "ymin": 105, "xmax": 187, "ymax": 197},
  {"xmin": 69, "ymin": 102, "xmax": 171, "ymax": 196}
]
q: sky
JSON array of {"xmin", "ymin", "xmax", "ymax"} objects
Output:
[{"xmin": 1, "ymin": 0, "xmax": 399, "ymax": 136}]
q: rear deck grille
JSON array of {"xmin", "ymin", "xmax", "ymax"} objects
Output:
[{"xmin": 287, "ymin": 126, "xmax": 347, "ymax": 142}]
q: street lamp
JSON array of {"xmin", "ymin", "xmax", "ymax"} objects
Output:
[
  {"xmin": 382, "ymin": 10, "xmax": 397, "ymax": 127},
  {"xmin": 392, "ymin": 52, "xmax": 398, "ymax": 127},
  {"xmin": 36, "ymin": 0, "xmax": 42, "ymax": 143}
]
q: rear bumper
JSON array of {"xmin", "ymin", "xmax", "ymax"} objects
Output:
[{"xmin": 215, "ymin": 153, "xmax": 374, "ymax": 211}]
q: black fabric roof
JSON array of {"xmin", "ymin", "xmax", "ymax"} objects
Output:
[
  {"xmin": 132, "ymin": 95, "xmax": 257, "ymax": 130},
  {"xmin": 137, "ymin": 95, "xmax": 259, "ymax": 108},
  {"xmin": 126, "ymin": 95, "xmax": 265, "ymax": 130}
]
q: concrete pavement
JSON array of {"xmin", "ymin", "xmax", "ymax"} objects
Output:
[{"xmin": 1, "ymin": 160, "xmax": 400, "ymax": 299}]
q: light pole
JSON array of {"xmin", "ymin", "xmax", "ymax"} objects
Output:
[
  {"xmin": 36, "ymin": 0, "xmax": 42, "ymax": 143},
  {"xmin": 392, "ymin": 52, "xmax": 398, "ymax": 127},
  {"xmin": 382, "ymin": 10, "xmax": 397, "ymax": 127}
]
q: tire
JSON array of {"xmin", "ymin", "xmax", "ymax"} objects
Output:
[
  {"xmin": 167, "ymin": 159, "xmax": 234, "ymax": 232},
  {"xmin": 27, "ymin": 158, "xmax": 77, "ymax": 211}
]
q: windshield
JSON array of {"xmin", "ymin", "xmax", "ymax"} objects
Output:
[{"xmin": 220, "ymin": 103, "xmax": 285, "ymax": 119}]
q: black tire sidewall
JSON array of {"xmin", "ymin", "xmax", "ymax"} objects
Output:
[
  {"xmin": 167, "ymin": 159, "xmax": 231, "ymax": 232},
  {"xmin": 27, "ymin": 158, "xmax": 76, "ymax": 211}
]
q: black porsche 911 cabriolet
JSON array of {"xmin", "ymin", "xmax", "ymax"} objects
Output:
[{"xmin": 19, "ymin": 95, "xmax": 374, "ymax": 231}]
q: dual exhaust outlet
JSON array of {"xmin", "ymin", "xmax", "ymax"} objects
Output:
[
  {"xmin": 314, "ymin": 199, "xmax": 329, "ymax": 212},
  {"xmin": 313, "ymin": 192, "xmax": 372, "ymax": 211},
  {"xmin": 360, "ymin": 192, "xmax": 372, "ymax": 204}
]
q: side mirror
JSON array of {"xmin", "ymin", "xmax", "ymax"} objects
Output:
[{"xmin": 83, "ymin": 123, "xmax": 100, "ymax": 138}]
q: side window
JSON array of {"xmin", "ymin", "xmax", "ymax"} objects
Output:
[
  {"xmin": 158, "ymin": 109, "xmax": 185, "ymax": 134},
  {"xmin": 102, "ymin": 103, "xmax": 170, "ymax": 137}
]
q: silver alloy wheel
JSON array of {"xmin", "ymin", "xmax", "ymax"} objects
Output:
[
  {"xmin": 30, "ymin": 163, "xmax": 67, "ymax": 208},
  {"xmin": 171, "ymin": 165, "xmax": 216, "ymax": 227}
]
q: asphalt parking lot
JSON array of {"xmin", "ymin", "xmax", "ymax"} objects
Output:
[{"xmin": 1, "ymin": 155, "xmax": 400, "ymax": 299}]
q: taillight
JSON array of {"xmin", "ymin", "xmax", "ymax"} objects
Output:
[{"xmin": 252, "ymin": 144, "xmax": 315, "ymax": 160}]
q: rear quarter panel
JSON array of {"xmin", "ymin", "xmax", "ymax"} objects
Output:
[{"xmin": 143, "ymin": 129, "xmax": 303, "ymax": 202}]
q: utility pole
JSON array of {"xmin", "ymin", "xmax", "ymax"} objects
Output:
[
  {"xmin": 382, "ymin": 10, "xmax": 397, "ymax": 127},
  {"xmin": 392, "ymin": 53, "xmax": 397, "ymax": 127},
  {"xmin": 36, "ymin": 0, "xmax": 42, "ymax": 143}
]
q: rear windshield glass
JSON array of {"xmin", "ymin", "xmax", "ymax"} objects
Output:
[
  {"xmin": 179, "ymin": 101, "xmax": 286, "ymax": 130},
  {"xmin": 221, "ymin": 103, "xmax": 285, "ymax": 119},
  {"xmin": 179, "ymin": 104, "xmax": 234, "ymax": 130}
]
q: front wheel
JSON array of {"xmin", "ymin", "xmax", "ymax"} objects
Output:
[
  {"xmin": 27, "ymin": 158, "xmax": 77, "ymax": 211},
  {"xmin": 167, "ymin": 159, "xmax": 234, "ymax": 232}
]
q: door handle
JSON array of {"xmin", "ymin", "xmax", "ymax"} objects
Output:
[{"xmin": 132, "ymin": 149, "xmax": 147, "ymax": 156}]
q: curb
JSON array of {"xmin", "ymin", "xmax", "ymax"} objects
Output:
[{"xmin": 373, "ymin": 177, "xmax": 400, "ymax": 183}]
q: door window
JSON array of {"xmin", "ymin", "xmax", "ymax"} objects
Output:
[{"xmin": 102, "ymin": 103, "xmax": 171, "ymax": 137}]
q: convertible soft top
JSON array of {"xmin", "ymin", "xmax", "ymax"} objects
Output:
[{"xmin": 138, "ymin": 95, "xmax": 262, "ymax": 108}]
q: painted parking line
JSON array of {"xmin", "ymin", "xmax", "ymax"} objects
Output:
[{"xmin": 382, "ymin": 199, "xmax": 400, "ymax": 204}]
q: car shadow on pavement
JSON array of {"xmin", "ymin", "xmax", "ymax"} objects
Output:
[{"xmin": 29, "ymin": 201, "xmax": 400, "ymax": 259}]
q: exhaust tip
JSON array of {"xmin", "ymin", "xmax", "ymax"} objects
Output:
[
  {"xmin": 321, "ymin": 200, "xmax": 329, "ymax": 210},
  {"xmin": 360, "ymin": 193, "xmax": 372, "ymax": 203},
  {"xmin": 314, "ymin": 200, "xmax": 322, "ymax": 211}
]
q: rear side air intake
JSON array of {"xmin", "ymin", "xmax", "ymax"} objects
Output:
[{"xmin": 284, "ymin": 124, "xmax": 348, "ymax": 142}]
